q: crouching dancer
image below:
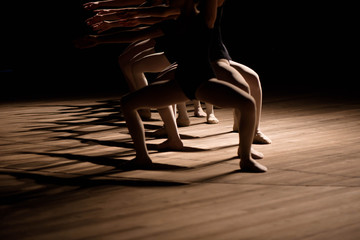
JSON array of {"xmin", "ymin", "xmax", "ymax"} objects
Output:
[{"xmin": 76, "ymin": 0, "xmax": 267, "ymax": 172}]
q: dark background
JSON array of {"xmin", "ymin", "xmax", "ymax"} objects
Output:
[{"xmin": 1, "ymin": 1, "xmax": 358, "ymax": 101}]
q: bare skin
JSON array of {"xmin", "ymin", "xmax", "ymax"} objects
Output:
[
  {"xmin": 78, "ymin": 0, "xmax": 268, "ymax": 172},
  {"xmin": 83, "ymin": 0, "xmax": 147, "ymax": 11},
  {"xmin": 130, "ymin": 50, "xmax": 219, "ymax": 125},
  {"xmin": 211, "ymin": 59, "xmax": 271, "ymax": 144},
  {"xmin": 85, "ymin": 0, "xmax": 219, "ymax": 125},
  {"xmin": 121, "ymin": 73, "xmax": 267, "ymax": 172},
  {"xmin": 117, "ymin": 39, "xmax": 157, "ymax": 119}
]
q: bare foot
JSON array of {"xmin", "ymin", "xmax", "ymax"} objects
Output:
[
  {"xmin": 194, "ymin": 107, "xmax": 206, "ymax": 117},
  {"xmin": 240, "ymin": 158, "xmax": 268, "ymax": 173},
  {"xmin": 157, "ymin": 139, "xmax": 184, "ymax": 151},
  {"xmin": 207, "ymin": 113, "xmax": 219, "ymax": 124},
  {"xmin": 253, "ymin": 130, "xmax": 272, "ymax": 144},
  {"xmin": 238, "ymin": 147, "xmax": 264, "ymax": 159},
  {"xmin": 177, "ymin": 117, "xmax": 191, "ymax": 127},
  {"xmin": 121, "ymin": 157, "xmax": 153, "ymax": 170}
]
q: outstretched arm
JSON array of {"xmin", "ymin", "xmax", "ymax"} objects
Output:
[
  {"xmin": 91, "ymin": 15, "xmax": 177, "ymax": 33},
  {"xmin": 96, "ymin": 6, "xmax": 179, "ymax": 19},
  {"xmin": 87, "ymin": 6, "xmax": 179, "ymax": 25},
  {"xmin": 83, "ymin": 0, "xmax": 146, "ymax": 10},
  {"xmin": 74, "ymin": 25, "xmax": 164, "ymax": 48}
]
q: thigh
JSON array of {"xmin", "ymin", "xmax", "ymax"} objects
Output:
[
  {"xmin": 211, "ymin": 59, "xmax": 250, "ymax": 93},
  {"xmin": 130, "ymin": 47, "xmax": 156, "ymax": 64},
  {"xmin": 229, "ymin": 60, "xmax": 260, "ymax": 85},
  {"xmin": 132, "ymin": 52, "xmax": 171, "ymax": 73},
  {"xmin": 195, "ymin": 78, "xmax": 255, "ymax": 110},
  {"xmin": 120, "ymin": 39, "xmax": 156, "ymax": 62},
  {"xmin": 155, "ymin": 63, "xmax": 178, "ymax": 82},
  {"xmin": 121, "ymin": 80, "xmax": 189, "ymax": 110}
]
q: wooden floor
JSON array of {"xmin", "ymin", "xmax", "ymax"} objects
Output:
[{"xmin": 1, "ymin": 92, "xmax": 360, "ymax": 240}]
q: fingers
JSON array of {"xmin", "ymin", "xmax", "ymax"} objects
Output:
[
  {"xmin": 83, "ymin": 2, "xmax": 99, "ymax": 11},
  {"xmin": 83, "ymin": 4, "xmax": 137, "ymax": 34},
  {"xmin": 86, "ymin": 15, "xmax": 102, "ymax": 26},
  {"xmin": 91, "ymin": 21, "xmax": 110, "ymax": 33}
]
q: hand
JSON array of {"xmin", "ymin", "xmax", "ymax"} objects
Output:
[
  {"xmin": 86, "ymin": 12, "xmax": 124, "ymax": 26},
  {"xmin": 73, "ymin": 35, "xmax": 99, "ymax": 49},
  {"xmin": 93, "ymin": 9, "xmax": 136, "ymax": 20},
  {"xmin": 83, "ymin": 2, "xmax": 100, "ymax": 11},
  {"xmin": 91, "ymin": 21, "xmax": 112, "ymax": 33},
  {"xmin": 86, "ymin": 13, "xmax": 105, "ymax": 26}
]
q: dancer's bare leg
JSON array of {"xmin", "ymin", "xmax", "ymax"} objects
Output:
[
  {"xmin": 118, "ymin": 39, "xmax": 157, "ymax": 119},
  {"xmin": 157, "ymin": 106, "xmax": 184, "ymax": 150},
  {"xmin": 193, "ymin": 100, "xmax": 206, "ymax": 117},
  {"xmin": 132, "ymin": 52, "xmax": 171, "ymax": 89},
  {"xmin": 205, "ymin": 102, "xmax": 219, "ymax": 124},
  {"xmin": 211, "ymin": 59, "xmax": 249, "ymax": 128},
  {"xmin": 130, "ymin": 50, "xmax": 172, "ymax": 120},
  {"xmin": 178, "ymin": 100, "xmax": 218, "ymax": 125},
  {"xmin": 150, "ymin": 104, "xmax": 180, "ymax": 138},
  {"xmin": 121, "ymin": 80, "xmax": 188, "ymax": 166},
  {"xmin": 133, "ymin": 53, "xmax": 192, "ymax": 128},
  {"xmin": 176, "ymin": 102, "xmax": 191, "ymax": 127},
  {"xmin": 118, "ymin": 39, "xmax": 156, "ymax": 91},
  {"xmin": 229, "ymin": 60, "xmax": 271, "ymax": 144},
  {"xmin": 196, "ymin": 79, "xmax": 267, "ymax": 172}
]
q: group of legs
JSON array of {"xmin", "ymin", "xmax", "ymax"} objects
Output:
[
  {"xmin": 117, "ymin": 43, "xmax": 270, "ymax": 172},
  {"xmin": 117, "ymin": 38, "xmax": 219, "ymax": 127},
  {"xmin": 79, "ymin": 0, "xmax": 271, "ymax": 172},
  {"xmin": 120, "ymin": 63, "xmax": 269, "ymax": 172},
  {"xmin": 117, "ymin": 38, "xmax": 271, "ymax": 144}
]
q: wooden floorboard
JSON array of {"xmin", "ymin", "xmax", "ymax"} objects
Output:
[{"xmin": 0, "ymin": 93, "xmax": 360, "ymax": 240}]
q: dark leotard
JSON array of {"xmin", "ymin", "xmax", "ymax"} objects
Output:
[
  {"xmin": 174, "ymin": 13, "xmax": 215, "ymax": 100},
  {"xmin": 157, "ymin": 4, "xmax": 230, "ymax": 63},
  {"xmin": 155, "ymin": 12, "xmax": 215, "ymax": 100},
  {"xmin": 209, "ymin": 4, "xmax": 232, "ymax": 61},
  {"xmin": 154, "ymin": 19, "xmax": 179, "ymax": 64}
]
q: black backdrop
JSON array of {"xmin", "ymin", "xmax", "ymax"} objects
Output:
[{"xmin": 1, "ymin": 1, "xmax": 358, "ymax": 100}]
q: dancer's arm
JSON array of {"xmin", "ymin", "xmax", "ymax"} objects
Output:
[
  {"xmin": 201, "ymin": 0, "xmax": 218, "ymax": 28},
  {"xmin": 74, "ymin": 25, "xmax": 163, "ymax": 48},
  {"xmin": 87, "ymin": 6, "xmax": 179, "ymax": 26},
  {"xmin": 91, "ymin": 15, "xmax": 176, "ymax": 32},
  {"xmin": 95, "ymin": 6, "xmax": 179, "ymax": 18},
  {"xmin": 87, "ymin": 7, "xmax": 179, "ymax": 27},
  {"xmin": 83, "ymin": 0, "xmax": 146, "ymax": 10}
]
